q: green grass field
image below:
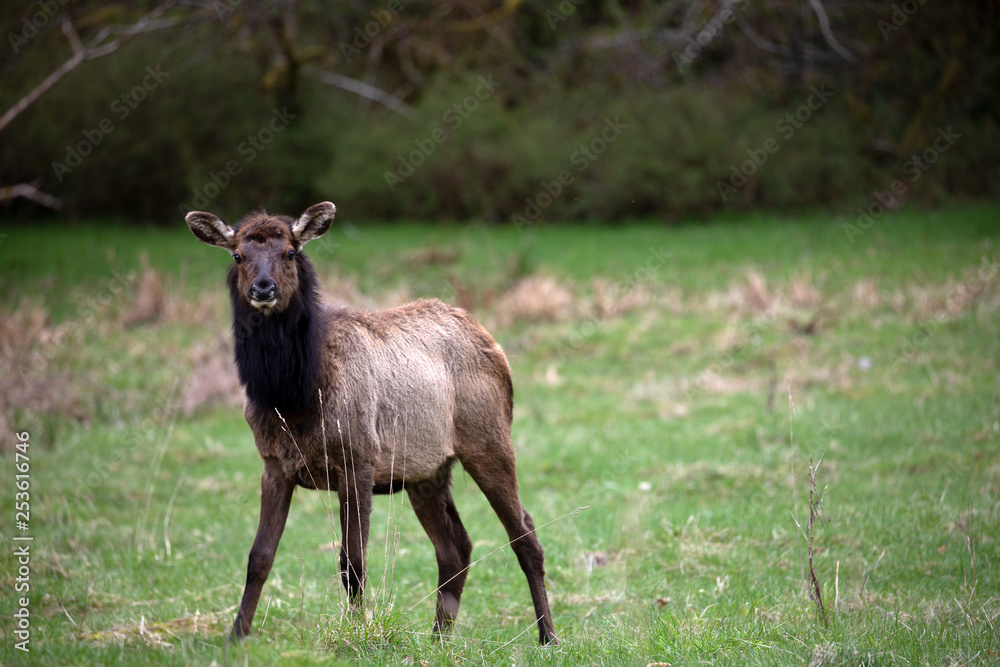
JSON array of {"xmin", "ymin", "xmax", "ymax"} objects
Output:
[{"xmin": 1, "ymin": 204, "xmax": 998, "ymax": 665}]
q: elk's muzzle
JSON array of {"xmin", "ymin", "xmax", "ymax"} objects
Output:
[{"xmin": 249, "ymin": 276, "xmax": 277, "ymax": 309}]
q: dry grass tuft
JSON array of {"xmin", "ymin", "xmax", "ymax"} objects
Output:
[
  {"xmin": 493, "ymin": 273, "xmax": 574, "ymax": 327},
  {"xmin": 0, "ymin": 300, "xmax": 88, "ymax": 451},
  {"xmin": 742, "ymin": 267, "xmax": 772, "ymax": 314},
  {"xmin": 445, "ymin": 275, "xmax": 494, "ymax": 312},
  {"xmin": 122, "ymin": 257, "xmax": 164, "ymax": 327},
  {"xmin": 704, "ymin": 267, "xmax": 781, "ymax": 317},
  {"xmin": 376, "ymin": 283, "xmax": 416, "ymax": 309},
  {"xmin": 0, "ymin": 300, "xmax": 46, "ymax": 451},
  {"xmin": 163, "ymin": 290, "xmax": 223, "ymax": 327},
  {"xmin": 907, "ymin": 282, "xmax": 949, "ymax": 321},
  {"xmin": 82, "ymin": 609, "xmax": 232, "ymax": 647},
  {"xmin": 180, "ymin": 337, "xmax": 243, "ymax": 416},
  {"xmin": 536, "ymin": 363, "xmax": 563, "ymax": 386},
  {"xmin": 687, "ymin": 369, "xmax": 763, "ymax": 396},
  {"xmin": 901, "ymin": 265, "xmax": 1000, "ymax": 322},
  {"xmin": 320, "ymin": 268, "xmax": 369, "ymax": 308},
  {"xmin": 0, "ymin": 298, "xmax": 47, "ymax": 361},
  {"xmin": 713, "ymin": 321, "xmax": 749, "ymax": 354},
  {"xmin": 793, "ymin": 358, "xmax": 861, "ymax": 394},
  {"xmin": 399, "ymin": 245, "xmax": 461, "ymax": 269},
  {"xmin": 789, "ymin": 270, "xmax": 822, "ymax": 308},
  {"xmin": 852, "ymin": 279, "xmax": 881, "ymax": 310},
  {"xmin": 703, "ymin": 266, "xmax": 834, "ymax": 322},
  {"xmin": 808, "ymin": 644, "xmax": 883, "ymax": 667},
  {"xmin": 591, "ymin": 278, "xmax": 656, "ymax": 318}
]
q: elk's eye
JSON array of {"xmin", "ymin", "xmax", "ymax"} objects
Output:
[
  {"xmin": 286, "ymin": 249, "xmax": 296, "ymax": 261},
  {"xmin": 233, "ymin": 253, "xmax": 242, "ymax": 264}
]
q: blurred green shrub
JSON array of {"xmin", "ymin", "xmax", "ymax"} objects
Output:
[
  {"xmin": 318, "ymin": 79, "xmax": 995, "ymax": 224},
  {"xmin": 2, "ymin": 1, "xmax": 996, "ymax": 224}
]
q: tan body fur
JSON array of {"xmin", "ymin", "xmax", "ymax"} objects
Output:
[{"xmin": 246, "ymin": 299, "xmax": 512, "ymax": 492}]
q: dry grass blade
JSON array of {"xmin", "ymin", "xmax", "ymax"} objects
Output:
[
  {"xmin": 790, "ymin": 455, "xmax": 829, "ymax": 627},
  {"xmin": 135, "ymin": 379, "xmax": 181, "ymax": 553},
  {"xmin": 274, "ymin": 408, "xmax": 329, "ymax": 517},
  {"xmin": 789, "ymin": 384, "xmax": 829, "ymax": 627},
  {"xmin": 806, "ymin": 455, "xmax": 829, "ymax": 627}
]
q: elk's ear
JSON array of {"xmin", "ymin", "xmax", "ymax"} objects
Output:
[
  {"xmin": 292, "ymin": 202, "xmax": 336, "ymax": 246},
  {"xmin": 186, "ymin": 211, "xmax": 237, "ymax": 250}
]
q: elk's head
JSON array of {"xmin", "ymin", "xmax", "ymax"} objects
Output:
[{"xmin": 185, "ymin": 202, "xmax": 335, "ymax": 313}]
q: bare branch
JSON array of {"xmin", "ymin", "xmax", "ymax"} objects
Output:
[
  {"xmin": 585, "ymin": 28, "xmax": 646, "ymax": 52},
  {"xmin": 302, "ymin": 67, "xmax": 415, "ymax": 118},
  {"xmin": 85, "ymin": 15, "xmax": 183, "ymax": 61},
  {"xmin": 726, "ymin": 0, "xmax": 785, "ymax": 57},
  {"xmin": 397, "ymin": 37, "xmax": 424, "ymax": 85},
  {"xmin": 357, "ymin": 35, "xmax": 386, "ymax": 114},
  {"xmin": 0, "ymin": 183, "xmax": 63, "ymax": 210},
  {"xmin": 0, "ymin": 49, "xmax": 84, "ymax": 133},
  {"xmin": 0, "ymin": 2, "xmax": 182, "ymax": 133},
  {"xmin": 807, "ymin": 0, "xmax": 856, "ymax": 62},
  {"xmin": 62, "ymin": 15, "xmax": 83, "ymax": 56},
  {"xmin": 442, "ymin": 2, "xmax": 518, "ymax": 33}
]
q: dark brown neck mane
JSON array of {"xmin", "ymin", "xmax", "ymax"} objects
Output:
[{"xmin": 228, "ymin": 254, "xmax": 324, "ymax": 415}]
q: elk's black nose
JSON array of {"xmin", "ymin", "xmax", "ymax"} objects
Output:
[{"xmin": 250, "ymin": 277, "xmax": 277, "ymax": 302}]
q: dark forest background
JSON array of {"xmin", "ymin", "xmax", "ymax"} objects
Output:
[{"xmin": 1, "ymin": 0, "xmax": 997, "ymax": 224}]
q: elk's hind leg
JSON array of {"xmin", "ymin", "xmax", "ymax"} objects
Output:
[
  {"xmin": 460, "ymin": 447, "xmax": 558, "ymax": 645},
  {"xmin": 406, "ymin": 465, "xmax": 473, "ymax": 635}
]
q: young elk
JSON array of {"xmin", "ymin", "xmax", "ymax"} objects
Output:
[{"xmin": 185, "ymin": 203, "xmax": 557, "ymax": 645}]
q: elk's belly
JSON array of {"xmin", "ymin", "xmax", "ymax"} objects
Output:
[
  {"xmin": 372, "ymin": 414, "xmax": 454, "ymax": 483},
  {"xmin": 371, "ymin": 355, "xmax": 455, "ymax": 483}
]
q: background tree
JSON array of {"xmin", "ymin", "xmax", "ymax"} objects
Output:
[{"xmin": 1, "ymin": 0, "xmax": 996, "ymax": 222}]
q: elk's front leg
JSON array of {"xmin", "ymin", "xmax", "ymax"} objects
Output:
[
  {"xmin": 338, "ymin": 462, "xmax": 375, "ymax": 605},
  {"xmin": 231, "ymin": 461, "xmax": 295, "ymax": 640}
]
